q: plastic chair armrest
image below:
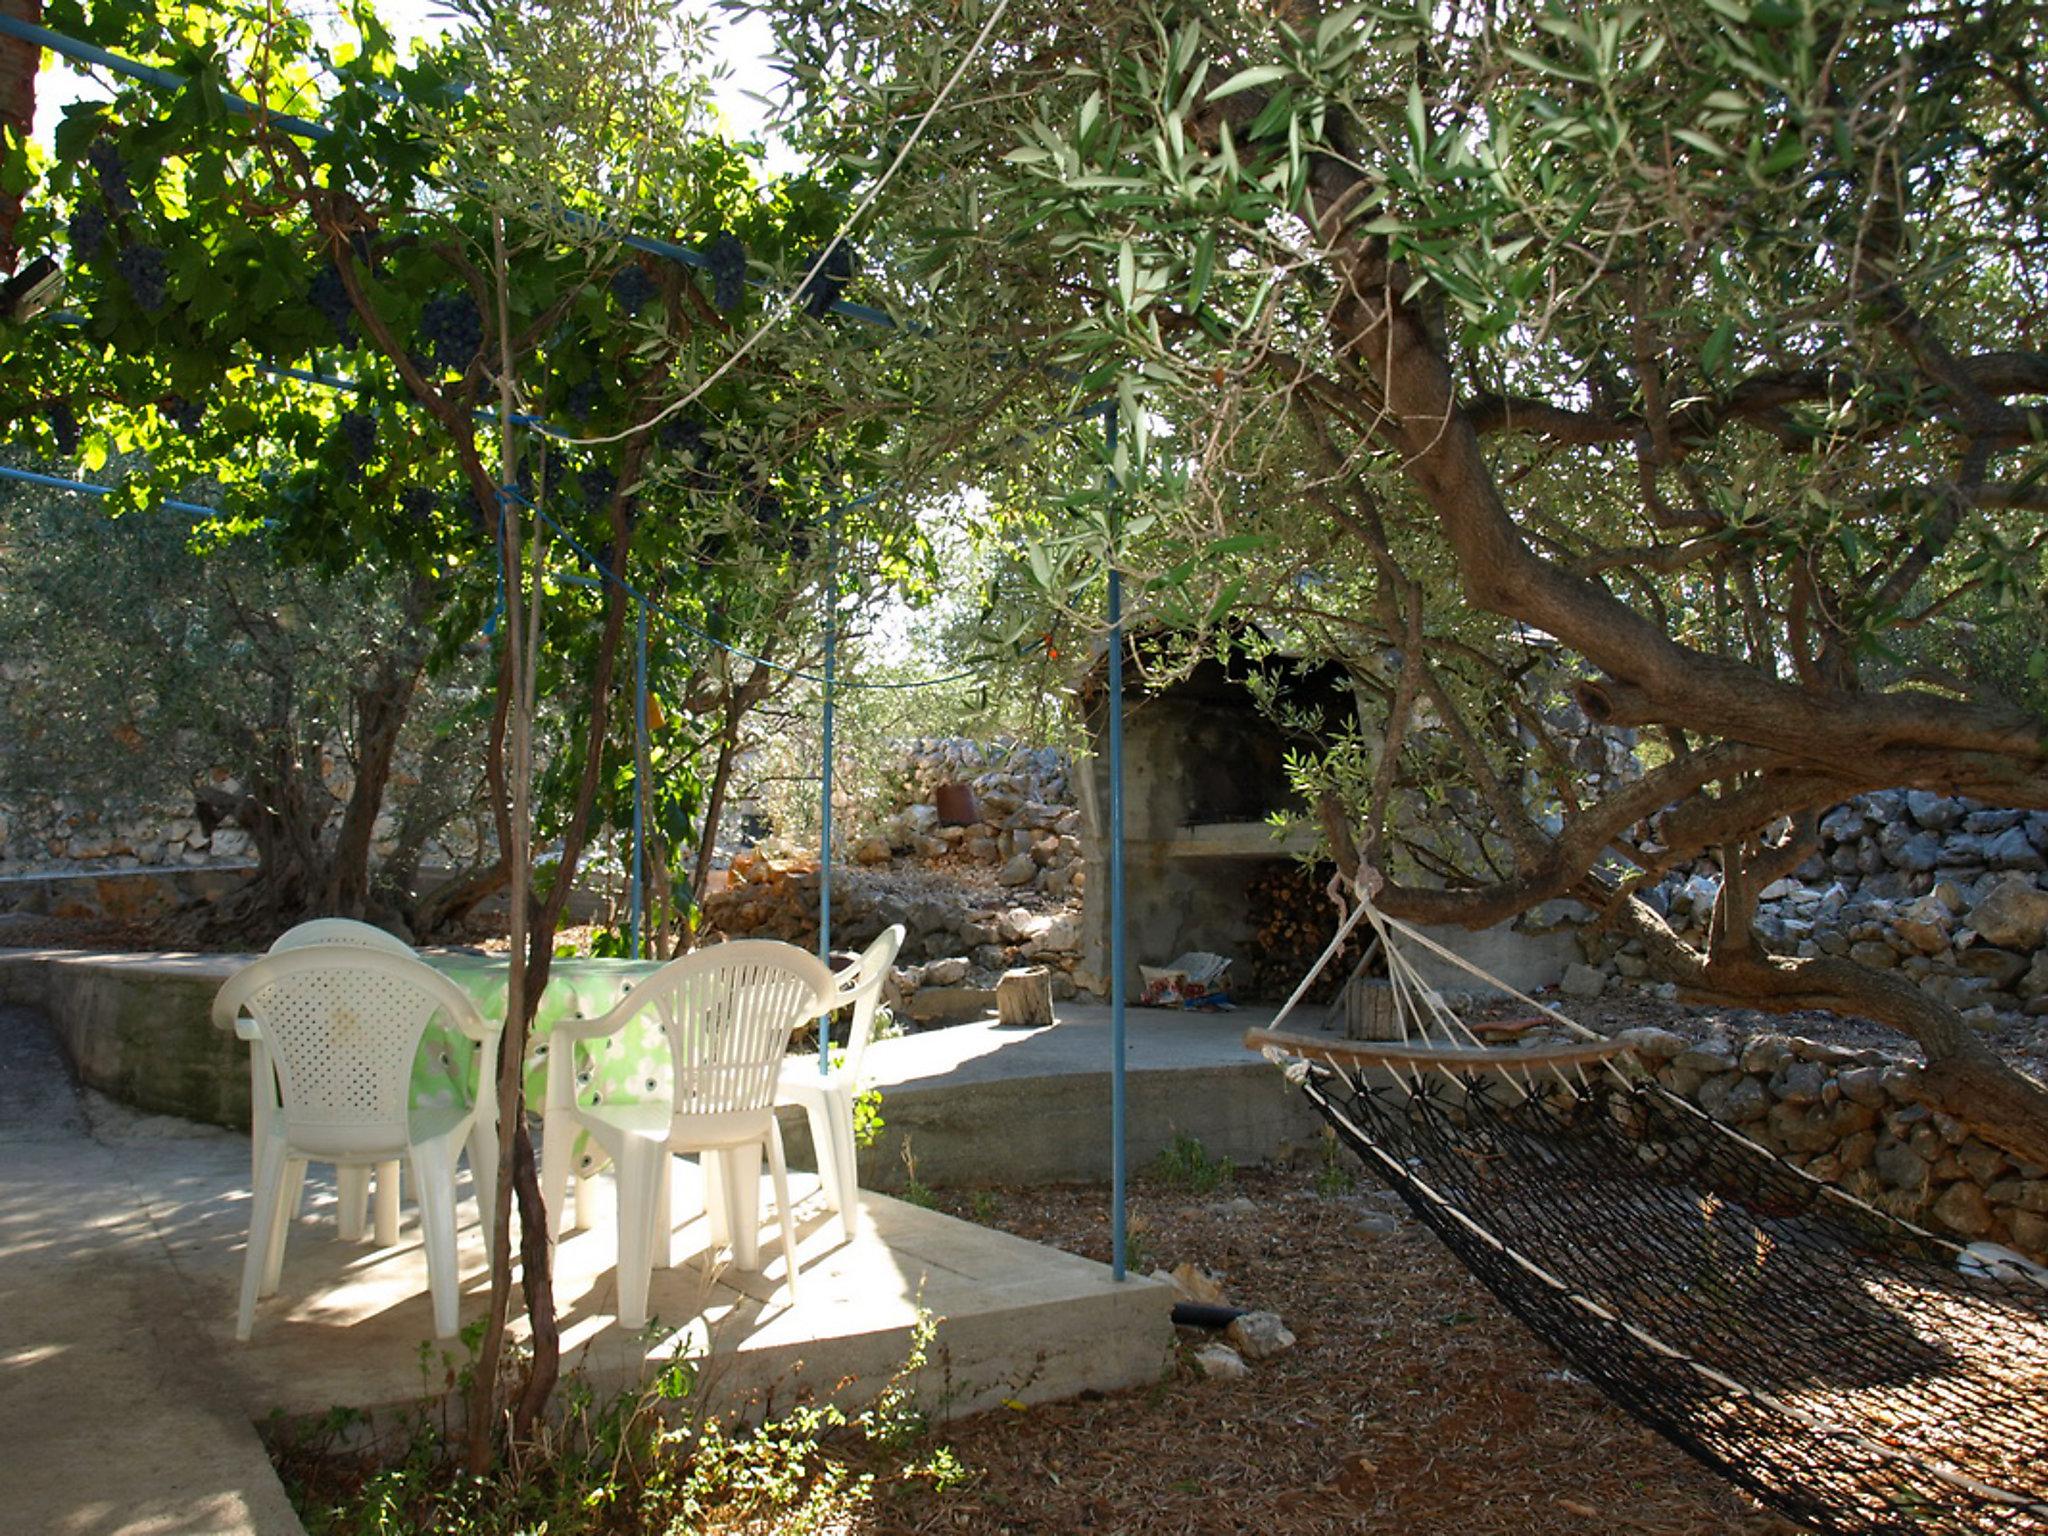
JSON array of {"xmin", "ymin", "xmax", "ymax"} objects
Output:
[{"xmin": 231, "ymin": 1016, "xmax": 262, "ymax": 1042}]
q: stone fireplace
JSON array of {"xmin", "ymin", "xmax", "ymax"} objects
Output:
[{"xmin": 1072, "ymin": 647, "xmax": 1351, "ymax": 1000}]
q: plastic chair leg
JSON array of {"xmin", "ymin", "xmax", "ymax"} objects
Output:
[
  {"xmin": 540, "ymin": 1116, "xmax": 573, "ymax": 1245},
  {"xmin": 765, "ymin": 1121, "xmax": 800, "ymax": 1304},
  {"xmin": 237, "ymin": 1135, "xmax": 290, "ymax": 1341},
  {"xmin": 574, "ymin": 1171, "xmax": 596, "ymax": 1232},
  {"xmin": 263, "ymin": 1159, "xmax": 307, "ymax": 1297},
  {"xmin": 702, "ymin": 1150, "xmax": 730, "ymax": 1246},
  {"xmin": 613, "ymin": 1140, "xmax": 667, "ymax": 1331},
  {"xmin": 409, "ymin": 1143, "xmax": 462, "ymax": 1339},
  {"xmin": 804, "ymin": 1099, "xmax": 841, "ymax": 1216},
  {"xmin": 654, "ymin": 1152, "xmax": 674, "ymax": 1271},
  {"xmin": 337, "ymin": 1166, "xmax": 370, "ymax": 1241},
  {"xmin": 721, "ymin": 1144, "xmax": 763, "ymax": 1270},
  {"xmin": 827, "ymin": 1098, "xmax": 861, "ymax": 1241},
  {"xmin": 467, "ymin": 1113, "xmax": 499, "ymax": 1265},
  {"xmin": 372, "ymin": 1161, "xmax": 401, "ymax": 1247}
]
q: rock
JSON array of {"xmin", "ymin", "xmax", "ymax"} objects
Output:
[
  {"xmin": 1772, "ymin": 1061, "xmax": 1827, "ymax": 1106},
  {"xmin": 1848, "ymin": 939, "xmax": 1899, "ymax": 969},
  {"xmin": 1958, "ymin": 947, "xmax": 2029, "ymax": 988},
  {"xmin": 1874, "ymin": 1136, "xmax": 1927, "ymax": 1190},
  {"xmin": 996, "ymin": 852, "xmax": 1038, "ymax": 886},
  {"xmin": 1893, "ymin": 830, "xmax": 1945, "ymax": 873},
  {"xmin": 1820, "ymin": 804, "xmax": 1868, "ymax": 841},
  {"xmin": 923, "ymin": 956, "xmax": 971, "ymax": 986},
  {"xmin": 1837, "ymin": 1066, "xmax": 1889, "ymax": 1109},
  {"xmin": 1965, "ymin": 808, "xmax": 2025, "ymax": 835},
  {"xmin": 1560, "ymin": 963, "xmax": 1607, "ymax": 1000},
  {"xmin": 1614, "ymin": 1026, "xmax": 1687, "ymax": 1061},
  {"xmin": 853, "ymin": 836, "xmax": 893, "ymax": 866},
  {"xmin": 1987, "ymin": 826, "xmax": 2047, "ymax": 871},
  {"xmin": 1226, "ymin": 1310, "xmax": 1296, "ymax": 1361},
  {"xmin": 2021, "ymin": 952, "xmax": 2048, "ymax": 1002},
  {"xmin": 1675, "ymin": 1043, "xmax": 1740, "ymax": 1074},
  {"xmin": 2009, "ymin": 1210, "xmax": 2048, "ymax": 1258},
  {"xmin": 1932, "ymin": 1180, "xmax": 1997, "ymax": 1239},
  {"xmin": 1709, "ymin": 1076, "xmax": 1770, "ymax": 1125},
  {"xmin": 1908, "ymin": 791, "xmax": 1963, "ymax": 831},
  {"xmin": 1968, "ymin": 878, "xmax": 2048, "ymax": 950},
  {"xmin": 1192, "ymin": 1343, "xmax": 1250, "ymax": 1379},
  {"xmin": 1893, "ymin": 896, "xmax": 1953, "ymax": 955},
  {"xmin": 1742, "ymin": 1036, "xmax": 1797, "ymax": 1075},
  {"xmin": 1163, "ymin": 1262, "xmax": 1228, "ymax": 1304}
]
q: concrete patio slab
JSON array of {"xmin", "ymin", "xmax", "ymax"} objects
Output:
[{"xmin": 0, "ymin": 1004, "xmax": 1174, "ymax": 1536}]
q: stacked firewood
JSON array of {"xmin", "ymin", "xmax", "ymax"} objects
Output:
[{"xmin": 1246, "ymin": 863, "xmax": 1366, "ymax": 1002}]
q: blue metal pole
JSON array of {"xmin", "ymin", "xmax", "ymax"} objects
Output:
[
  {"xmin": 818, "ymin": 510, "xmax": 837, "ymax": 992},
  {"xmin": 0, "ymin": 462, "xmax": 219, "ymax": 518},
  {"xmin": 1105, "ymin": 405, "xmax": 1127, "ymax": 1282},
  {"xmin": 629, "ymin": 598, "xmax": 648, "ymax": 958}
]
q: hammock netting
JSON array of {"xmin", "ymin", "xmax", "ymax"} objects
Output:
[{"xmin": 1300, "ymin": 1060, "xmax": 2048, "ymax": 1534}]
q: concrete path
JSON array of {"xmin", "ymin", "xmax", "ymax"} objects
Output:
[{"xmin": 0, "ymin": 1006, "xmax": 309, "ymax": 1536}]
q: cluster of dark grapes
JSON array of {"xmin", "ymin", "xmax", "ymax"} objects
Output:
[
  {"xmin": 117, "ymin": 244, "xmax": 169, "ymax": 312},
  {"xmin": 579, "ymin": 465, "xmax": 617, "ymax": 506},
  {"xmin": 68, "ymin": 204, "xmax": 108, "ymax": 262},
  {"xmin": 309, "ymin": 265, "xmax": 354, "ymax": 346},
  {"xmin": 799, "ymin": 240, "xmax": 855, "ymax": 319},
  {"xmin": 610, "ymin": 262, "xmax": 658, "ymax": 318},
  {"xmin": 42, "ymin": 400, "xmax": 81, "ymax": 456},
  {"xmin": 419, "ymin": 291, "xmax": 483, "ymax": 371},
  {"xmin": 338, "ymin": 410, "xmax": 377, "ymax": 467},
  {"xmin": 703, "ymin": 231, "xmax": 746, "ymax": 312},
  {"xmin": 658, "ymin": 413, "xmax": 703, "ymax": 455},
  {"xmin": 564, "ymin": 377, "xmax": 602, "ymax": 421},
  {"xmin": 163, "ymin": 395, "xmax": 205, "ymax": 435},
  {"xmin": 85, "ymin": 141, "xmax": 136, "ymax": 213},
  {"xmin": 400, "ymin": 485, "xmax": 438, "ymax": 526}
]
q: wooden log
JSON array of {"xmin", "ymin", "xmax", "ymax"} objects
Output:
[
  {"xmin": 1244, "ymin": 1026, "xmax": 1636, "ymax": 1073},
  {"xmin": 996, "ymin": 966, "xmax": 1054, "ymax": 1027}
]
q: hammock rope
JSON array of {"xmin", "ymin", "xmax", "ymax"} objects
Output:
[{"xmin": 1252, "ymin": 877, "xmax": 2048, "ymax": 1535}]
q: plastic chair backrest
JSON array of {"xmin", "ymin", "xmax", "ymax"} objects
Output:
[
  {"xmin": 835, "ymin": 925, "xmax": 904, "ymax": 1082},
  {"xmin": 627, "ymin": 941, "xmax": 837, "ymax": 1118},
  {"xmin": 216, "ymin": 946, "xmax": 482, "ymax": 1141},
  {"xmin": 269, "ymin": 918, "xmax": 415, "ymax": 956}
]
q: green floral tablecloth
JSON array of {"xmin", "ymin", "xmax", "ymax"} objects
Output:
[{"xmin": 419, "ymin": 954, "xmax": 669, "ymax": 1177}]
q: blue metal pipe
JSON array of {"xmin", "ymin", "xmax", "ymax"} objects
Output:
[
  {"xmin": 630, "ymin": 597, "xmax": 648, "ymax": 958},
  {"xmin": 0, "ymin": 460, "xmax": 219, "ymax": 518},
  {"xmin": 1105, "ymin": 407, "xmax": 1127, "ymax": 1282},
  {"xmin": 818, "ymin": 506, "xmax": 837, "ymax": 1041}
]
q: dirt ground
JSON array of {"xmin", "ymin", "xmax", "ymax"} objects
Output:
[{"xmin": 856, "ymin": 1164, "xmax": 1800, "ymax": 1536}]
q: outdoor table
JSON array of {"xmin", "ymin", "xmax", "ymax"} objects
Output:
[{"xmin": 415, "ymin": 953, "xmax": 669, "ymax": 1182}]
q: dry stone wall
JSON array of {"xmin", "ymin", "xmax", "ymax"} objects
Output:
[
  {"xmin": 704, "ymin": 737, "xmax": 1090, "ymax": 1010},
  {"xmin": 1612, "ymin": 1022, "xmax": 2048, "ymax": 1259},
  {"xmin": 1571, "ymin": 792, "xmax": 2048, "ymax": 1026}
]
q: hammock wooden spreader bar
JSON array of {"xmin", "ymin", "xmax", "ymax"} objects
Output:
[{"xmin": 1244, "ymin": 1026, "xmax": 1637, "ymax": 1074}]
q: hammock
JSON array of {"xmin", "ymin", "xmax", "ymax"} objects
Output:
[{"xmin": 1248, "ymin": 884, "xmax": 2048, "ymax": 1535}]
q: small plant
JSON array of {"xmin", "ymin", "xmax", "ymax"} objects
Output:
[
  {"xmin": 900, "ymin": 1136, "xmax": 937, "ymax": 1209},
  {"xmin": 1153, "ymin": 1130, "xmax": 1233, "ymax": 1194},
  {"xmin": 1314, "ymin": 1126, "xmax": 1356, "ymax": 1198},
  {"xmin": 852, "ymin": 1079, "xmax": 885, "ymax": 1149},
  {"xmin": 969, "ymin": 1189, "xmax": 1001, "ymax": 1224}
]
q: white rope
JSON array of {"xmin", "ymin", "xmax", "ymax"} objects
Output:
[
  {"xmin": 1267, "ymin": 893, "xmax": 1374, "ymax": 1034},
  {"xmin": 550, "ymin": 0, "xmax": 1016, "ymax": 450}
]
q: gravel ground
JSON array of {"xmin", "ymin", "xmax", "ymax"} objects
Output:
[{"xmin": 850, "ymin": 1165, "xmax": 1801, "ymax": 1536}]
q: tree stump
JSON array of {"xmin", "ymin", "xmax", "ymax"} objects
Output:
[
  {"xmin": 997, "ymin": 966, "xmax": 1054, "ymax": 1027},
  {"xmin": 1337, "ymin": 976, "xmax": 1404, "ymax": 1041}
]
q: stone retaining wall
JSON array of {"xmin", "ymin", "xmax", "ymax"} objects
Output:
[
  {"xmin": 1575, "ymin": 793, "xmax": 2048, "ymax": 1023},
  {"xmin": 1617, "ymin": 1022, "xmax": 2048, "ymax": 1258}
]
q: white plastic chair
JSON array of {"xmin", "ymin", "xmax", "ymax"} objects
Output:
[
  {"xmin": 541, "ymin": 940, "xmax": 837, "ymax": 1330},
  {"xmin": 777, "ymin": 925, "xmax": 903, "ymax": 1242},
  {"xmin": 214, "ymin": 945, "xmax": 501, "ymax": 1340},
  {"xmin": 266, "ymin": 919, "xmax": 414, "ymax": 1245}
]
